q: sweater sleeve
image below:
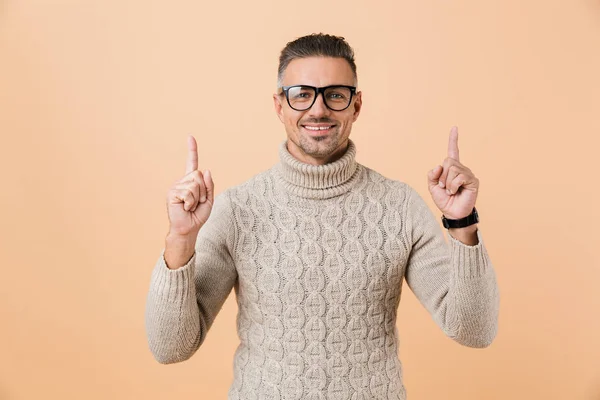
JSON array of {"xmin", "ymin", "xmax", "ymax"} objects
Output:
[
  {"xmin": 144, "ymin": 190, "xmax": 238, "ymax": 364},
  {"xmin": 403, "ymin": 185, "xmax": 499, "ymax": 348}
]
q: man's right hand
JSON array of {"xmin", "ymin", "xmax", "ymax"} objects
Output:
[{"xmin": 166, "ymin": 134, "xmax": 215, "ymax": 239}]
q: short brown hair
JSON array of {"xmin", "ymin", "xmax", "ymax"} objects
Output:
[{"xmin": 277, "ymin": 33, "xmax": 357, "ymax": 87}]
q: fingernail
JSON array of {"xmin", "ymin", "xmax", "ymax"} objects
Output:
[
  {"xmin": 447, "ymin": 189, "xmax": 451, "ymax": 195},
  {"xmin": 439, "ymin": 181, "xmax": 445, "ymax": 188}
]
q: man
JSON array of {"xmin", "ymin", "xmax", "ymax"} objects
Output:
[{"xmin": 145, "ymin": 33, "xmax": 499, "ymax": 399}]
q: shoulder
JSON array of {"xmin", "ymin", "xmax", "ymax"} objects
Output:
[
  {"xmin": 203, "ymin": 170, "xmax": 273, "ymax": 240},
  {"xmin": 356, "ymin": 164, "xmax": 418, "ymax": 205},
  {"xmin": 216, "ymin": 167, "xmax": 275, "ymax": 207}
]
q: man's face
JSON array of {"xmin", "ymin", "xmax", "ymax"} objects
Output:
[{"xmin": 273, "ymin": 56, "xmax": 362, "ymax": 165}]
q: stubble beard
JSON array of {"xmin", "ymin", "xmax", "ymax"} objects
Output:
[{"xmin": 296, "ymin": 127, "xmax": 343, "ymax": 159}]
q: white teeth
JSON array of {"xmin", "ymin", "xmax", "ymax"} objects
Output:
[{"xmin": 304, "ymin": 126, "xmax": 332, "ymax": 131}]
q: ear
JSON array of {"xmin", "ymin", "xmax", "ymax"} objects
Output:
[
  {"xmin": 352, "ymin": 91, "xmax": 362, "ymax": 122},
  {"xmin": 273, "ymin": 93, "xmax": 285, "ymax": 123}
]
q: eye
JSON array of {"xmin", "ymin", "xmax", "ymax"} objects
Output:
[
  {"xmin": 327, "ymin": 92, "xmax": 347, "ymax": 100},
  {"xmin": 290, "ymin": 88, "xmax": 314, "ymax": 100}
]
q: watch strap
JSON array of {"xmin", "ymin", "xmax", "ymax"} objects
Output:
[{"xmin": 441, "ymin": 207, "xmax": 479, "ymax": 229}]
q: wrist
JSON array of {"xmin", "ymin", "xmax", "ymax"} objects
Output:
[
  {"xmin": 166, "ymin": 230, "xmax": 197, "ymax": 244},
  {"xmin": 448, "ymin": 224, "xmax": 478, "ymax": 233},
  {"xmin": 448, "ymin": 224, "xmax": 479, "ymax": 245},
  {"xmin": 164, "ymin": 232, "xmax": 197, "ymax": 270}
]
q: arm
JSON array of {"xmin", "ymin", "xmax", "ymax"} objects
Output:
[
  {"xmin": 144, "ymin": 190, "xmax": 238, "ymax": 364},
  {"xmin": 403, "ymin": 186, "xmax": 499, "ymax": 348}
]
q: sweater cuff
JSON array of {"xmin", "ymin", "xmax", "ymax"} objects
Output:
[
  {"xmin": 149, "ymin": 249, "xmax": 197, "ymax": 303},
  {"xmin": 448, "ymin": 229, "xmax": 492, "ymax": 279}
]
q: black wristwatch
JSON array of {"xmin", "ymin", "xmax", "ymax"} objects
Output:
[{"xmin": 441, "ymin": 207, "xmax": 479, "ymax": 229}]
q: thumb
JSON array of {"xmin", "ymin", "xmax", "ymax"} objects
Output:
[{"xmin": 427, "ymin": 165, "xmax": 443, "ymax": 187}]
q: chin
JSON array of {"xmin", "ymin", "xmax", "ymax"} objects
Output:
[{"xmin": 298, "ymin": 135, "xmax": 339, "ymax": 157}]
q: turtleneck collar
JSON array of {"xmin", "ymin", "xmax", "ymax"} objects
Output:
[{"xmin": 274, "ymin": 139, "xmax": 362, "ymax": 200}]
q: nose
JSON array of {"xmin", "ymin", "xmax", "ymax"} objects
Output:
[{"xmin": 307, "ymin": 92, "xmax": 330, "ymax": 117}]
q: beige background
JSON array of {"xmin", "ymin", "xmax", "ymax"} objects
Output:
[{"xmin": 1, "ymin": 0, "xmax": 599, "ymax": 399}]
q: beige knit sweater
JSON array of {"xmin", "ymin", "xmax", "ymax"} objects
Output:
[{"xmin": 145, "ymin": 139, "xmax": 499, "ymax": 399}]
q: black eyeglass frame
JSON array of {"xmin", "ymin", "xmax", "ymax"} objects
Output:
[{"xmin": 278, "ymin": 84, "xmax": 357, "ymax": 111}]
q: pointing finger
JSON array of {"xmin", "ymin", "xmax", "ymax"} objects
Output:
[
  {"xmin": 186, "ymin": 134, "xmax": 199, "ymax": 175},
  {"xmin": 447, "ymin": 126, "xmax": 460, "ymax": 161}
]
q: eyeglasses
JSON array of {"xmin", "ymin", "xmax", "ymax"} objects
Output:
[{"xmin": 278, "ymin": 84, "xmax": 357, "ymax": 111}]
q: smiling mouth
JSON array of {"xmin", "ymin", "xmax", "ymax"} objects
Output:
[{"xmin": 301, "ymin": 124, "xmax": 336, "ymax": 133}]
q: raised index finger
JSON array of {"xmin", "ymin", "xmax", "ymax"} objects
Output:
[
  {"xmin": 186, "ymin": 134, "xmax": 198, "ymax": 174},
  {"xmin": 447, "ymin": 126, "xmax": 460, "ymax": 161}
]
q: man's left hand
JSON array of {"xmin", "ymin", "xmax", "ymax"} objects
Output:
[{"xmin": 427, "ymin": 126, "xmax": 479, "ymax": 219}]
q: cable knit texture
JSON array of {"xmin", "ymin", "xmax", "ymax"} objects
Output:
[{"xmin": 145, "ymin": 139, "xmax": 500, "ymax": 399}]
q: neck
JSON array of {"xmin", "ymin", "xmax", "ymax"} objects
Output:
[{"xmin": 275, "ymin": 138, "xmax": 361, "ymax": 200}]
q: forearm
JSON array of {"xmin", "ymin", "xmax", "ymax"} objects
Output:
[
  {"xmin": 445, "ymin": 275, "xmax": 499, "ymax": 348},
  {"xmin": 443, "ymin": 231, "xmax": 499, "ymax": 347},
  {"xmin": 145, "ymin": 250, "xmax": 202, "ymax": 364}
]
